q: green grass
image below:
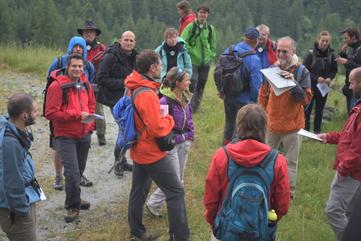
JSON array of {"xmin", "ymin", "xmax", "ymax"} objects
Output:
[
  {"xmin": 0, "ymin": 44, "xmax": 62, "ymax": 76},
  {"xmin": 0, "ymin": 47, "xmax": 347, "ymax": 240}
]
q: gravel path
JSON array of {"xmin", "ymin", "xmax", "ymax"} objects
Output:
[{"xmin": 0, "ymin": 71, "xmax": 133, "ymax": 240}]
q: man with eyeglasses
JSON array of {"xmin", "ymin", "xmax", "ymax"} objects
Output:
[
  {"xmin": 258, "ymin": 36, "xmax": 312, "ymax": 199},
  {"xmin": 256, "ymin": 24, "xmax": 277, "ymax": 68}
]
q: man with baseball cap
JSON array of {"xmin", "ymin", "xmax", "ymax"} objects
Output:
[{"xmin": 214, "ymin": 27, "xmax": 262, "ymax": 145}]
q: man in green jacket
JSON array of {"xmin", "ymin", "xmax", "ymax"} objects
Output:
[{"xmin": 181, "ymin": 3, "xmax": 217, "ymax": 112}]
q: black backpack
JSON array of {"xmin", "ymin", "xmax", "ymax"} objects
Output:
[{"xmin": 214, "ymin": 45, "xmax": 255, "ymax": 96}]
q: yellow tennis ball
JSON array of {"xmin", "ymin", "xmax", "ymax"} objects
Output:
[{"xmin": 268, "ymin": 209, "xmax": 278, "ymax": 221}]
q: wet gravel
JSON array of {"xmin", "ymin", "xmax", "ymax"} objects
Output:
[{"xmin": 0, "ymin": 71, "xmax": 132, "ymax": 240}]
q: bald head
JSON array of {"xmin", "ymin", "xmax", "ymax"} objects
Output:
[
  {"xmin": 119, "ymin": 31, "xmax": 136, "ymax": 54},
  {"xmin": 349, "ymin": 67, "xmax": 361, "ymax": 99},
  {"xmin": 276, "ymin": 36, "xmax": 296, "ymax": 68}
]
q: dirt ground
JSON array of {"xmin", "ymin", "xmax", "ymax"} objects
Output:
[{"xmin": 0, "ymin": 71, "xmax": 133, "ymax": 240}]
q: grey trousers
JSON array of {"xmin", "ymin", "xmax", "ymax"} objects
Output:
[
  {"xmin": 325, "ymin": 173, "xmax": 361, "ymax": 241},
  {"xmin": 266, "ymin": 130, "xmax": 302, "ymax": 197},
  {"xmin": 55, "ymin": 134, "xmax": 91, "ymax": 210},
  {"xmin": 95, "ymin": 102, "xmax": 106, "ymax": 137},
  {"xmin": 0, "ymin": 204, "xmax": 36, "ymax": 241},
  {"xmin": 128, "ymin": 154, "xmax": 189, "ymax": 240},
  {"xmin": 147, "ymin": 141, "xmax": 192, "ymax": 209}
]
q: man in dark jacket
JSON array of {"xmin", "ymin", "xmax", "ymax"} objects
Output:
[
  {"xmin": 96, "ymin": 31, "xmax": 137, "ymax": 177},
  {"xmin": 78, "ymin": 20, "xmax": 107, "ymax": 147},
  {"xmin": 336, "ymin": 27, "xmax": 361, "ymax": 113},
  {"xmin": 0, "ymin": 93, "xmax": 42, "ymax": 241}
]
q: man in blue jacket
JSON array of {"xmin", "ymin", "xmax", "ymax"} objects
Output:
[
  {"xmin": 0, "ymin": 93, "xmax": 42, "ymax": 241},
  {"xmin": 215, "ymin": 27, "xmax": 262, "ymax": 145},
  {"xmin": 47, "ymin": 36, "xmax": 95, "ymax": 190}
]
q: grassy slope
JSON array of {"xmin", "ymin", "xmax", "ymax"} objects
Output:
[{"xmin": 0, "ymin": 47, "xmax": 345, "ymax": 241}]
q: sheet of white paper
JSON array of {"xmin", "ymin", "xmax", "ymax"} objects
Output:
[
  {"xmin": 93, "ymin": 114, "xmax": 105, "ymax": 120},
  {"xmin": 261, "ymin": 67, "xmax": 297, "ymax": 88},
  {"xmin": 160, "ymin": 105, "xmax": 169, "ymax": 117},
  {"xmin": 297, "ymin": 129, "xmax": 322, "ymax": 141},
  {"xmin": 268, "ymin": 80, "xmax": 295, "ymax": 96},
  {"xmin": 80, "ymin": 115, "xmax": 95, "ymax": 123},
  {"xmin": 39, "ymin": 187, "xmax": 46, "ymax": 201},
  {"xmin": 317, "ymin": 83, "xmax": 330, "ymax": 97}
]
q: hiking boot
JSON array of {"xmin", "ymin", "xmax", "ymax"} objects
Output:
[
  {"xmin": 80, "ymin": 175, "xmax": 93, "ymax": 187},
  {"xmin": 53, "ymin": 175, "xmax": 63, "ymax": 191},
  {"xmin": 80, "ymin": 199, "xmax": 90, "ymax": 210},
  {"xmin": 129, "ymin": 233, "xmax": 159, "ymax": 241},
  {"xmin": 97, "ymin": 135, "xmax": 106, "ymax": 146},
  {"xmin": 114, "ymin": 161, "xmax": 124, "ymax": 177},
  {"xmin": 124, "ymin": 163, "xmax": 133, "ymax": 172},
  {"xmin": 146, "ymin": 204, "xmax": 162, "ymax": 218},
  {"xmin": 64, "ymin": 209, "xmax": 79, "ymax": 223}
]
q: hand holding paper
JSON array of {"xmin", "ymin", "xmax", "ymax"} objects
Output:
[{"xmin": 297, "ymin": 129, "xmax": 322, "ymax": 141}]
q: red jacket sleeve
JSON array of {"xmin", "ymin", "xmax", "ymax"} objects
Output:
[
  {"xmin": 204, "ymin": 148, "xmax": 228, "ymax": 226},
  {"xmin": 45, "ymin": 81, "xmax": 81, "ymax": 122},
  {"xmin": 326, "ymin": 131, "xmax": 341, "ymax": 144},
  {"xmin": 270, "ymin": 153, "xmax": 290, "ymax": 220}
]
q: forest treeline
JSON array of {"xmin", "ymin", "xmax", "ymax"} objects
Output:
[{"xmin": 0, "ymin": 0, "xmax": 360, "ymax": 57}]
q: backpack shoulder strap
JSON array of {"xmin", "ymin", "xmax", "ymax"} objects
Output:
[
  {"xmin": 207, "ymin": 24, "xmax": 212, "ymax": 44},
  {"xmin": 131, "ymin": 87, "xmax": 152, "ymax": 125},
  {"xmin": 309, "ymin": 49, "xmax": 317, "ymax": 68},
  {"xmin": 259, "ymin": 149, "xmax": 278, "ymax": 185},
  {"xmin": 165, "ymin": 96, "xmax": 174, "ymax": 117},
  {"xmin": 56, "ymin": 56, "xmax": 62, "ymax": 70},
  {"xmin": 238, "ymin": 50, "xmax": 256, "ymax": 58},
  {"xmin": 295, "ymin": 64, "xmax": 306, "ymax": 82},
  {"xmin": 188, "ymin": 22, "xmax": 199, "ymax": 45}
]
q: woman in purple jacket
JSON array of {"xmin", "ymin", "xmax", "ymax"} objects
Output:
[{"xmin": 146, "ymin": 67, "xmax": 195, "ymax": 217}]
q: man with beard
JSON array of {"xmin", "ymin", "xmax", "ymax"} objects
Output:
[
  {"xmin": 0, "ymin": 93, "xmax": 42, "ymax": 241},
  {"xmin": 319, "ymin": 67, "xmax": 361, "ymax": 241},
  {"xmin": 258, "ymin": 36, "xmax": 312, "ymax": 199},
  {"xmin": 78, "ymin": 20, "xmax": 107, "ymax": 147}
]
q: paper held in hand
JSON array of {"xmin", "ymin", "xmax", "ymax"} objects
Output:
[
  {"xmin": 260, "ymin": 67, "xmax": 296, "ymax": 96},
  {"xmin": 297, "ymin": 129, "xmax": 322, "ymax": 141},
  {"xmin": 81, "ymin": 114, "xmax": 105, "ymax": 123},
  {"xmin": 160, "ymin": 105, "xmax": 169, "ymax": 117},
  {"xmin": 317, "ymin": 82, "xmax": 330, "ymax": 97}
]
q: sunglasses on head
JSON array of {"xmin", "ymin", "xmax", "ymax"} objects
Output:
[{"xmin": 176, "ymin": 68, "xmax": 186, "ymax": 81}]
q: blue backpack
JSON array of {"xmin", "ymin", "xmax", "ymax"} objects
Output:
[
  {"xmin": 213, "ymin": 146, "xmax": 278, "ymax": 241},
  {"xmin": 112, "ymin": 87, "xmax": 151, "ymax": 160}
]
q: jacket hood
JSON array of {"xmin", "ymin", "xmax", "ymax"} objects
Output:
[
  {"xmin": 180, "ymin": 12, "xmax": 196, "ymax": 23},
  {"xmin": 67, "ymin": 36, "xmax": 87, "ymax": 60},
  {"xmin": 159, "ymin": 86, "xmax": 191, "ymax": 104},
  {"xmin": 225, "ymin": 139, "xmax": 272, "ymax": 168},
  {"xmin": 125, "ymin": 70, "xmax": 160, "ymax": 91},
  {"xmin": 313, "ymin": 42, "xmax": 335, "ymax": 56},
  {"xmin": 107, "ymin": 42, "xmax": 138, "ymax": 58},
  {"xmin": 0, "ymin": 115, "xmax": 31, "ymax": 149}
]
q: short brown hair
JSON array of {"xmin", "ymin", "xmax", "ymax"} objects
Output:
[
  {"xmin": 197, "ymin": 3, "xmax": 210, "ymax": 13},
  {"xmin": 135, "ymin": 49, "xmax": 161, "ymax": 74},
  {"xmin": 176, "ymin": 0, "xmax": 191, "ymax": 14},
  {"xmin": 236, "ymin": 104, "xmax": 267, "ymax": 143},
  {"xmin": 66, "ymin": 54, "xmax": 84, "ymax": 67},
  {"xmin": 7, "ymin": 93, "xmax": 34, "ymax": 119},
  {"xmin": 341, "ymin": 27, "xmax": 360, "ymax": 41},
  {"xmin": 163, "ymin": 28, "xmax": 178, "ymax": 41}
]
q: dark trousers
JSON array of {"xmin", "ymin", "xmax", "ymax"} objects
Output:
[
  {"xmin": 190, "ymin": 64, "xmax": 211, "ymax": 112},
  {"xmin": 305, "ymin": 88, "xmax": 327, "ymax": 134},
  {"xmin": 223, "ymin": 96, "xmax": 245, "ymax": 143},
  {"xmin": 55, "ymin": 134, "xmax": 91, "ymax": 210},
  {"xmin": 128, "ymin": 155, "xmax": 189, "ymax": 240}
]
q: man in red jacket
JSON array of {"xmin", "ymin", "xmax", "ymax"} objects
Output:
[
  {"xmin": 319, "ymin": 67, "xmax": 361, "ymax": 241},
  {"xmin": 78, "ymin": 20, "xmax": 107, "ymax": 147},
  {"xmin": 204, "ymin": 104, "xmax": 290, "ymax": 240},
  {"xmin": 45, "ymin": 54, "xmax": 96, "ymax": 223}
]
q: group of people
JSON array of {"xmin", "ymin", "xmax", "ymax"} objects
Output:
[{"xmin": 1, "ymin": 0, "xmax": 361, "ymax": 240}]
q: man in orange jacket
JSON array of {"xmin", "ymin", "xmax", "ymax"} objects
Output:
[
  {"xmin": 126, "ymin": 50, "xmax": 190, "ymax": 241},
  {"xmin": 258, "ymin": 36, "xmax": 312, "ymax": 199}
]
